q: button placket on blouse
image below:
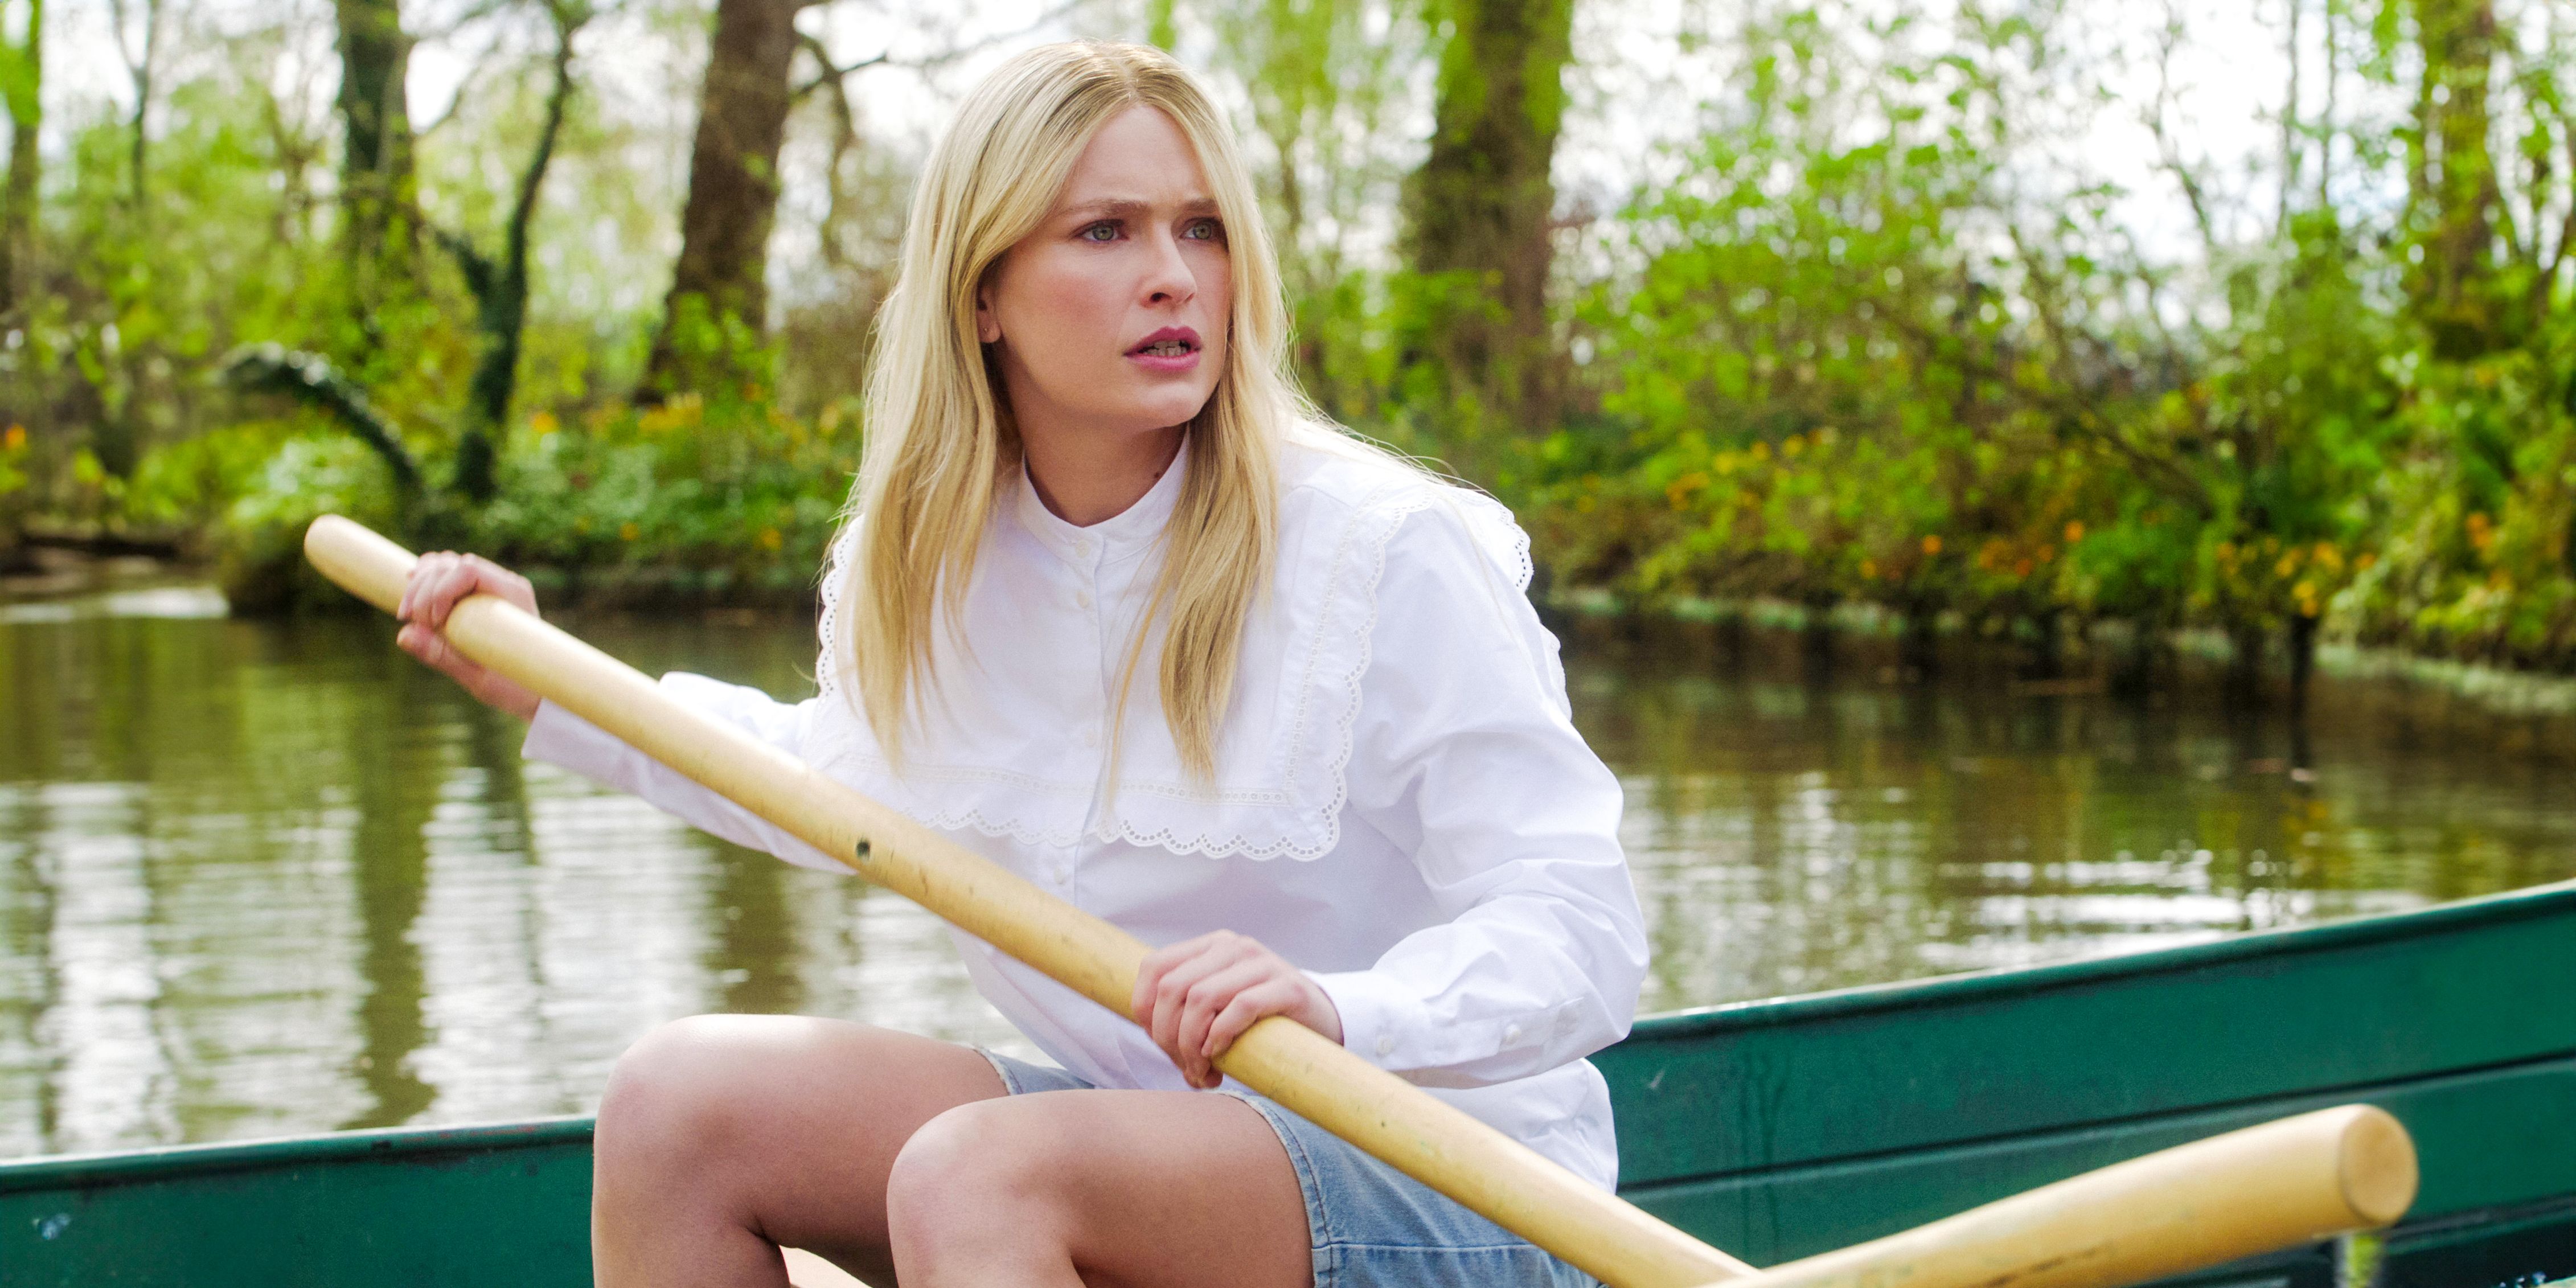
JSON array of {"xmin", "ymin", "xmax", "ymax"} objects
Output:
[{"xmin": 1063, "ymin": 535, "xmax": 1111, "ymax": 892}]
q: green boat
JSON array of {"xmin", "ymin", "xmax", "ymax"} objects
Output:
[{"xmin": 7, "ymin": 877, "xmax": 2572, "ymax": 1287}]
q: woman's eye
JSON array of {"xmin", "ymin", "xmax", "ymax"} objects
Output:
[
  {"xmin": 1183, "ymin": 219, "xmax": 1224, "ymax": 241},
  {"xmin": 1080, "ymin": 221, "xmax": 1120, "ymax": 243}
]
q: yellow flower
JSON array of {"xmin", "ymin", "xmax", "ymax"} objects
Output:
[
  {"xmin": 530, "ymin": 411, "xmax": 559, "ymax": 437},
  {"xmin": 0, "ymin": 425, "xmax": 20, "ymax": 451},
  {"xmin": 620, "ymin": 522, "xmax": 640, "ymax": 542},
  {"xmin": 1921, "ymin": 535, "xmax": 1942, "ymax": 556},
  {"xmin": 2064, "ymin": 520, "xmax": 2085, "ymax": 543},
  {"xmin": 1859, "ymin": 558, "xmax": 1878, "ymax": 579},
  {"xmin": 758, "ymin": 526, "xmax": 783, "ymax": 551}
]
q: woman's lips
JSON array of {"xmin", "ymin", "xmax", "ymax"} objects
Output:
[{"xmin": 1128, "ymin": 337, "xmax": 1205, "ymax": 373}]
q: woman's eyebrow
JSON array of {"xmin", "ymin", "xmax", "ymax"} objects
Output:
[{"xmin": 1060, "ymin": 196, "xmax": 1221, "ymax": 220}]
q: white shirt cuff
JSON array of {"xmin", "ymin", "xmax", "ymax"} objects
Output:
[
  {"xmin": 1308, "ymin": 969, "xmax": 1414, "ymax": 1067},
  {"xmin": 520, "ymin": 697, "xmax": 621, "ymax": 775}
]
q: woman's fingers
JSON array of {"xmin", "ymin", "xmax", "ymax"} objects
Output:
[
  {"xmin": 1143, "ymin": 941, "xmax": 1245, "ymax": 1068},
  {"xmin": 1133, "ymin": 932, "xmax": 1240, "ymax": 1027},
  {"xmin": 399, "ymin": 552, "xmax": 541, "ymax": 632},
  {"xmin": 1130, "ymin": 932, "xmax": 1332, "ymax": 1089},
  {"xmin": 1174, "ymin": 959, "xmax": 1275, "ymax": 1084},
  {"xmin": 393, "ymin": 551, "xmax": 544, "ymax": 721},
  {"xmin": 424, "ymin": 556, "xmax": 483, "ymax": 629},
  {"xmin": 1203, "ymin": 977, "xmax": 1307, "ymax": 1063},
  {"xmin": 1136, "ymin": 934, "xmax": 1252, "ymax": 1082}
]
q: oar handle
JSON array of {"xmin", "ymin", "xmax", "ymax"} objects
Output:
[
  {"xmin": 303, "ymin": 515, "xmax": 1754, "ymax": 1288},
  {"xmin": 1702, "ymin": 1104, "xmax": 2417, "ymax": 1288}
]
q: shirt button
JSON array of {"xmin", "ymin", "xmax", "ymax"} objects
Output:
[
  {"xmin": 1070, "ymin": 538, "xmax": 1092, "ymax": 557},
  {"xmin": 1052, "ymin": 864, "xmax": 1070, "ymax": 883},
  {"xmin": 1504, "ymin": 1024, "xmax": 1524, "ymax": 1045},
  {"xmin": 1374, "ymin": 1034, "xmax": 1394, "ymax": 1057},
  {"xmin": 1075, "ymin": 590, "xmax": 1093, "ymax": 609},
  {"xmin": 1080, "ymin": 725, "xmax": 1100, "ymax": 748}
]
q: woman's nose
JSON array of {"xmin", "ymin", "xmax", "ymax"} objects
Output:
[{"xmin": 1140, "ymin": 231, "xmax": 1197, "ymax": 305}]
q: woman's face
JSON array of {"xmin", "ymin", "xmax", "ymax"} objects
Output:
[{"xmin": 977, "ymin": 105, "xmax": 1233, "ymax": 445}]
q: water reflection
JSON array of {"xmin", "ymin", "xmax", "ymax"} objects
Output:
[
  {"xmin": 2, "ymin": 592, "xmax": 2573, "ymax": 1156},
  {"xmin": 1575, "ymin": 629, "xmax": 2576, "ymax": 1008}
]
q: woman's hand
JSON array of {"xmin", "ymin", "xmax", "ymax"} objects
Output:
[
  {"xmin": 395, "ymin": 552, "xmax": 543, "ymax": 721},
  {"xmin": 1131, "ymin": 930, "xmax": 1343, "ymax": 1089}
]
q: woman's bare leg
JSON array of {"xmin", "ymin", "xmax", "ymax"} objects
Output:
[
  {"xmin": 590, "ymin": 1014, "xmax": 1005, "ymax": 1288},
  {"xmin": 884, "ymin": 1089, "xmax": 1312, "ymax": 1288}
]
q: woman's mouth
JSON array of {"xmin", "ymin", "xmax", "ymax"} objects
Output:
[{"xmin": 1126, "ymin": 328, "xmax": 1203, "ymax": 372}]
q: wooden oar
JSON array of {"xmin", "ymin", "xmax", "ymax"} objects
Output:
[
  {"xmin": 305, "ymin": 514, "xmax": 1751, "ymax": 1288},
  {"xmin": 304, "ymin": 515, "xmax": 2417, "ymax": 1288},
  {"xmin": 1696, "ymin": 1104, "xmax": 2417, "ymax": 1288}
]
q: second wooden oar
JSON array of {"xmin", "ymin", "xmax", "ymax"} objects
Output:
[
  {"xmin": 1699, "ymin": 1104, "xmax": 2417, "ymax": 1288},
  {"xmin": 303, "ymin": 514, "xmax": 1753, "ymax": 1288}
]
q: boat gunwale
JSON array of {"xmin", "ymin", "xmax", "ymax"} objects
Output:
[
  {"xmin": 1625, "ymin": 876, "xmax": 2576, "ymax": 1039},
  {"xmin": 7, "ymin": 881, "xmax": 2571, "ymax": 1188},
  {"xmin": 0, "ymin": 1115, "xmax": 594, "ymax": 1193}
]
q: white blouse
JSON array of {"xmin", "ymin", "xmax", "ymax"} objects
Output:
[{"xmin": 522, "ymin": 426, "xmax": 1648, "ymax": 1190}]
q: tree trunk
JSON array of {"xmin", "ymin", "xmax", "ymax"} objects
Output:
[
  {"xmin": 2286, "ymin": 611, "xmax": 2320, "ymax": 717},
  {"xmin": 441, "ymin": 7, "xmax": 580, "ymax": 503},
  {"xmin": 2225, "ymin": 618, "xmax": 2269, "ymax": 707},
  {"xmin": 1900, "ymin": 600, "xmax": 1939, "ymax": 679},
  {"xmin": 641, "ymin": 0, "xmax": 800, "ymax": 400},
  {"xmin": 110, "ymin": 0, "xmax": 156, "ymax": 212},
  {"xmin": 333, "ymin": 0, "xmax": 416, "ymax": 340},
  {"xmin": 1398, "ymin": 0, "xmax": 1574, "ymax": 437},
  {"xmin": 1800, "ymin": 593, "xmax": 1837, "ymax": 682},
  {"xmin": 2406, "ymin": 0, "xmax": 2507, "ymax": 359},
  {"xmin": 0, "ymin": 0, "xmax": 41, "ymax": 319}
]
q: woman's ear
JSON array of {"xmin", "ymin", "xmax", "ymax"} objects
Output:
[{"xmin": 974, "ymin": 279, "xmax": 1003, "ymax": 344}]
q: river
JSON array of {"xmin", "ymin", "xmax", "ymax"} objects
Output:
[{"xmin": 3, "ymin": 582, "xmax": 2571, "ymax": 1158}]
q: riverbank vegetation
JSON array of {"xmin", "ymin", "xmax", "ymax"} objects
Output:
[{"xmin": 0, "ymin": 0, "xmax": 2569, "ymax": 707}]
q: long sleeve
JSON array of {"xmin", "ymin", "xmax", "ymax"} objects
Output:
[
  {"xmin": 519, "ymin": 672, "xmax": 843, "ymax": 872},
  {"xmin": 1307, "ymin": 502, "xmax": 1648, "ymax": 1090}
]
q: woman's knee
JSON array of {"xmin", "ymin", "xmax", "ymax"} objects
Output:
[
  {"xmin": 884, "ymin": 1099, "xmax": 1067, "ymax": 1241},
  {"xmin": 595, "ymin": 1015, "xmax": 785, "ymax": 1174}
]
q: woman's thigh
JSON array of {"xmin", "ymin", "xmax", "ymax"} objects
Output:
[
  {"xmin": 590, "ymin": 1014, "xmax": 1004, "ymax": 1287},
  {"xmin": 885, "ymin": 1088, "xmax": 1312, "ymax": 1288}
]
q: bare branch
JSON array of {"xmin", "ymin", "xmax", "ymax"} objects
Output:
[
  {"xmin": 790, "ymin": 0, "xmax": 1088, "ymax": 101},
  {"xmin": 2144, "ymin": 0, "xmax": 2221, "ymax": 257}
]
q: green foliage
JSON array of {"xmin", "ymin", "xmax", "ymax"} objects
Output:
[
  {"xmin": 6, "ymin": 0, "xmax": 2576, "ymax": 703},
  {"xmin": 1499, "ymin": 0, "xmax": 2576, "ymax": 682},
  {"xmin": 212, "ymin": 390, "xmax": 863, "ymax": 612}
]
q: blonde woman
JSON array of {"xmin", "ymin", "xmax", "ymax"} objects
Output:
[{"xmin": 395, "ymin": 41, "xmax": 1642, "ymax": 1288}]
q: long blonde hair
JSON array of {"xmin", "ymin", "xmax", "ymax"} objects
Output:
[{"xmin": 840, "ymin": 41, "xmax": 1295, "ymax": 780}]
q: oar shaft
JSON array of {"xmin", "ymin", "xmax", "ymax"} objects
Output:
[
  {"xmin": 1705, "ymin": 1104, "xmax": 2418, "ymax": 1288},
  {"xmin": 305, "ymin": 515, "xmax": 1754, "ymax": 1288}
]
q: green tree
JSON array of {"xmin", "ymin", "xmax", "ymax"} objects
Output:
[
  {"xmin": 1398, "ymin": 0, "xmax": 1575, "ymax": 444},
  {"xmin": 334, "ymin": 0, "xmax": 420, "ymax": 362},
  {"xmin": 641, "ymin": 0, "xmax": 808, "ymax": 400},
  {"xmin": 431, "ymin": 0, "xmax": 592, "ymax": 504},
  {"xmin": 0, "ymin": 0, "xmax": 40, "ymax": 319}
]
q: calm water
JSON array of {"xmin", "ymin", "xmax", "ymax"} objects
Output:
[{"xmin": 5, "ymin": 585, "xmax": 2573, "ymax": 1158}]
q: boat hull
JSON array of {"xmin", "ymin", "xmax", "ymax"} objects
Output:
[{"xmin": 7, "ymin": 881, "xmax": 2573, "ymax": 1287}]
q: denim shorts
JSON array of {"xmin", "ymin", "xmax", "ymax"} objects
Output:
[{"xmin": 979, "ymin": 1049, "xmax": 1600, "ymax": 1288}]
